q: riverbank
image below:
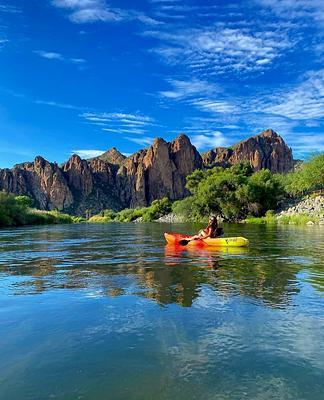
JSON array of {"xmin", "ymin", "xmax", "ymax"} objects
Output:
[
  {"xmin": 245, "ymin": 195, "xmax": 324, "ymax": 225},
  {"xmin": 0, "ymin": 192, "xmax": 82, "ymax": 227}
]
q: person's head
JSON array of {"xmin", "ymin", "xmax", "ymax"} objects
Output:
[{"xmin": 208, "ymin": 215, "xmax": 218, "ymax": 228}]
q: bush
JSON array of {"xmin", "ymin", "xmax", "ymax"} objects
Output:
[
  {"xmin": 141, "ymin": 198, "xmax": 172, "ymax": 221},
  {"xmin": 26, "ymin": 209, "xmax": 73, "ymax": 225},
  {"xmin": 284, "ymin": 154, "xmax": 324, "ymax": 195},
  {"xmin": 245, "ymin": 213, "xmax": 320, "ymax": 225},
  {"xmin": 171, "ymin": 163, "xmax": 287, "ymax": 222},
  {"xmin": 89, "ymin": 197, "xmax": 172, "ymax": 223},
  {"xmin": 0, "ymin": 192, "xmax": 30, "ymax": 226},
  {"xmin": 0, "ymin": 191, "xmax": 74, "ymax": 227}
]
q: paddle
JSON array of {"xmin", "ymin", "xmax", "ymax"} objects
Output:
[{"xmin": 178, "ymin": 237, "xmax": 198, "ymax": 246}]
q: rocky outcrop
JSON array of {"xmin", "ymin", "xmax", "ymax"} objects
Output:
[
  {"xmin": 0, "ymin": 130, "xmax": 295, "ymax": 215},
  {"xmin": 117, "ymin": 134, "xmax": 203, "ymax": 207},
  {"xmin": 202, "ymin": 129, "xmax": 293, "ymax": 173},
  {"xmin": 91, "ymin": 147, "xmax": 126, "ymax": 165},
  {"xmin": 277, "ymin": 195, "xmax": 324, "ymax": 218},
  {"xmin": 0, "ymin": 157, "xmax": 73, "ymax": 210}
]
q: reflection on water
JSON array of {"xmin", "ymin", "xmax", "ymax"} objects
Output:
[
  {"xmin": 0, "ymin": 223, "xmax": 322, "ymax": 307},
  {"xmin": 0, "ymin": 223, "xmax": 324, "ymax": 399}
]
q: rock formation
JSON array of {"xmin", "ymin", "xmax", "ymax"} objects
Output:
[
  {"xmin": 0, "ymin": 157, "xmax": 73, "ymax": 210},
  {"xmin": 117, "ymin": 134, "xmax": 203, "ymax": 207},
  {"xmin": 90, "ymin": 147, "xmax": 126, "ymax": 165},
  {"xmin": 202, "ymin": 129, "xmax": 293, "ymax": 173},
  {"xmin": 0, "ymin": 130, "xmax": 294, "ymax": 215}
]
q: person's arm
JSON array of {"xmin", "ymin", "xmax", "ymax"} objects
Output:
[{"xmin": 200, "ymin": 227, "xmax": 212, "ymax": 238}]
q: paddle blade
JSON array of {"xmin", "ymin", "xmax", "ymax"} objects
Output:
[{"xmin": 178, "ymin": 239, "xmax": 190, "ymax": 246}]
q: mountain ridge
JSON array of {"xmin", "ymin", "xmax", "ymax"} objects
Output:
[{"xmin": 0, "ymin": 129, "xmax": 294, "ymax": 215}]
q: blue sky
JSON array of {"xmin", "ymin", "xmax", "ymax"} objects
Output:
[{"xmin": 0, "ymin": 0, "xmax": 323, "ymax": 167}]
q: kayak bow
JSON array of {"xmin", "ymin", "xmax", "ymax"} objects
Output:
[{"xmin": 164, "ymin": 232, "xmax": 249, "ymax": 247}]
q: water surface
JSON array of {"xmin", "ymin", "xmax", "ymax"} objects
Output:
[{"xmin": 0, "ymin": 223, "xmax": 324, "ymax": 399}]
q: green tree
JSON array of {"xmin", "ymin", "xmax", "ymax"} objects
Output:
[{"xmin": 284, "ymin": 154, "xmax": 324, "ymax": 195}]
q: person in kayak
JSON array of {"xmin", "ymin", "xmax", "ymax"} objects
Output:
[{"xmin": 191, "ymin": 216, "xmax": 223, "ymax": 240}]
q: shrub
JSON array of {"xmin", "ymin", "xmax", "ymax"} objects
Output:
[
  {"xmin": 284, "ymin": 154, "xmax": 324, "ymax": 195},
  {"xmin": 0, "ymin": 192, "xmax": 75, "ymax": 227}
]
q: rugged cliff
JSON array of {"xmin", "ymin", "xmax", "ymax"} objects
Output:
[
  {"xmin": 0, "ymin": 129, "xmax": 294, "ymax": 215},
  {"xmin": 117, "ymin": 134, "xmax": 202, "ymax": 207},
  {"xmin": 202, "ymin": 129, "xmax": 293, "ymax": 173}
]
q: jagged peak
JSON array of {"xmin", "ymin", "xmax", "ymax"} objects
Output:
[
  {"xmin": 93, "ymin": 147, "xmax": 127, "ymax": 165},
  {"xmin": 34, "ymin": 155, "xmax": 47, "ymax": 163},
  {"xmin": 153, "ymin": 137, "xmax": 167, "ymax": 146},
  {"xmin": 258, "ymin": 129, "xmax": 279, "ymax": 138},
  {"xmin": 34, "ymin": 156, "xmax": 52, "ymax": 168},
  {"xmin": 68, "ymin": 154, "xmax": 82, "ymax": 162},
  {"xmin": 173, "ymin": 133, "xmax": 191, "ymax": 144}
]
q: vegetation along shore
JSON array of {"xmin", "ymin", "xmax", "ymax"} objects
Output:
[{"xmin": 1, "ymin": 153, "xmax": 322, "ymax": 228}]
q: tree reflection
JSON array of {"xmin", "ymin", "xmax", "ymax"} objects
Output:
[{"xmin": 0, "ymin": 224, "xmax": 323, "ymax": 307}]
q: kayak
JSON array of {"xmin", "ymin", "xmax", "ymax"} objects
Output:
[{"xmin": 164, "ymin": 232, "xmax": 249, "ymax": 247}]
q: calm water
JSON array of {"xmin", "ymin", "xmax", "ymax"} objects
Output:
[{"xmin": 0, "ymin": 223, "xmax": 324, "ymax": 400}]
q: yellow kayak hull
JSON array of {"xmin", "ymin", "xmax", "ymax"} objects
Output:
[{"xmin": 164, "ymin": 233, "xmax": 249, "ymax": 247}]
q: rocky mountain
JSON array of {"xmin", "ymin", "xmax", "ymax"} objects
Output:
[
  {"xmin": 90, "ymin": 147, "xmax": 126, "ymax": 165},
  {"xmin": 202, "ymin": 129, "xmax": 293, "ymax": 173},
  {"xmin": 0, "ymin": 129, "xmax": 294, "ymax": 215}
]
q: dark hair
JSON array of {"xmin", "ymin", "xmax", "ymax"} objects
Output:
[{"xmin": 208, "ymin": 216, "xmax": 218, "ymax": 229}]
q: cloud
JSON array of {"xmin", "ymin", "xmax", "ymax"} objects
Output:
[
  {"xmin": 72, "ymin": 149, "xmax": 105, "ymax": 158},
  {"xmin": 80, "ymin": 112, "xmax": 156, "ymax": 136},
  {"xmin": 159, "ymin": 78, "xmax": 217, "ymax": 99},
  {"xmin": 257, "ymin": 0, "xmax": 324, "ymax": 25},
  {"xmin": 190, "ymin": 131, "xmax": 230, "ymax": 150},
  {"xmin": 145, "ymin": 27, "xmax": 293, "ymax": 74},
  {"xmin": 0, "ymin": 4, "xmax": 21, "ymax": 13},
  {"xmin": 125, "ymin": 136, "xmax": 154, "ymax": 146},
  {"xmin": 82, "ymin": 112, "xmax": 154, "ymax": 124},
  {"xmin": 34, "ymin": 50, "xmax": 86, "ymax": 64},
  {"xmin": 34, "ymin": 50, "xmax": 64, "ymax": 60},
  {"xmin": 0, "ymin": 38, "xmax": 9, "ymax": 48},
  {"xmin": 158, "ymin": 78, "xmax": 238, "ymax": 117},
  {"xmin": 51, "ymin": 0, "xmax": 160, "ymax": 25},
  {"xmin": 285, "ymin": 133, "xmax": 324, "ymax": 157},
  {"xmin": 191, "ymin": 99, "xmax": 238, "ymax": 114},
  {"xmin": 262, "ymin": 69, "xmax": 324, "ymax": 119},
  {"xmin": 35, "ymin": 99, "xmax": 85, "ymax": 110}
]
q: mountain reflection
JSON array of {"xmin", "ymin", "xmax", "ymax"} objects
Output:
[{"xmin": 0, "ymin": 224, "xmax": 323, "ymax": 307}]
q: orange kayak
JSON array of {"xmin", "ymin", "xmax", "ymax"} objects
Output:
[{"xmin": 164, "ymin": 232, "xmax": 249, "ymax": 247}]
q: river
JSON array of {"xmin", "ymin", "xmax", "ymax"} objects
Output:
[{"xmin": 0, "ymin": 223, "xmax": 323, "ymax": 399}]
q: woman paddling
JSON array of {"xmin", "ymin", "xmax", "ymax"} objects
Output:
[
  {"xmin": 178, "ymin": 216, "xmax": 224, "ymax": 246},
  {"xmin": 191, "ymin": 216, "xmax": 223, "ymax": 240}
]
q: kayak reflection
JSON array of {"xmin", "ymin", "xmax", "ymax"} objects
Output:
[{"xmin": 164, "ymin": 244, "xmax": 249, "ymax": 269}]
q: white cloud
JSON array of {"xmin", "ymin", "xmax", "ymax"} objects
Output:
[
  {"xmin": 51, "ymin": 0, "xmax": 159, "ymax": 25},
  {"xmin": 34, "ymin": 50, "xmax": 64, "ymax": 60},
  {"xmin": 0, "ymin": 4, "xmax": 21, "ymax": 13},
  {"xmin": 286, "ymin": 133, "xmax": 324, "ymax": 157},
  {"xmin": 126, "ymin": 136, "xmax": 154, "ymax": 146},
  {"xmin": 191, "ymin": 99, "xmax": 238, "ymax": 114},
  {"xmin": 146, "ymin": 27, "xmax": 293, "ymax": 74},
  {"xmin": 34, "ymin": 50, "xmax": 86, "ymax": 64},
  {"xmin": 159, "ymin": 78, "xmax": 217, "ymax": 99},
  {"xmin": 0, "ymin": 38, "xmax": 9, "ymax": 48},
  {"xmin": 80, "ymin": 111, "xmax": 156, "ymax": 136},
  {"xmin": 190, "ymin": 131, "xmax": 229, "ymax": 150},
  {"xmin": 72, "ymin": 149, "xmax": 105, "ymax": 158},
  {"xmin": 263, "ymin": 69, "xmax": 324, "ymax": 119},
  {"xmin": 257, "ymin": 0, "xmax": 324, "ymax": 25},
  {"xmin": 82, "ymin": 112, "xmax": 154, "ymax": 124},
  {"xmin": 35, "ymin": 99, "xmax": 85, "ymax": 110}
]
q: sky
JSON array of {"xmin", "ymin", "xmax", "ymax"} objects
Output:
[{"xmin": 0, "ymin": 0, "xmax": 323, "ymax": 167}]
